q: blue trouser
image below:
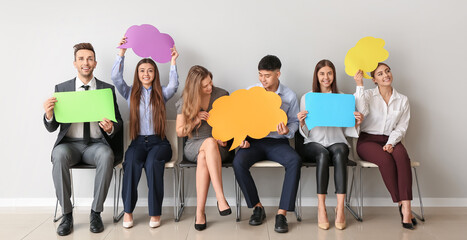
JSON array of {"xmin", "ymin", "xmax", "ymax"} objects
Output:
[
  {"xmin": 122, "ymin": 135, "xmax": 172, "ymax": 216},
  {"xmin": 233, "ymin": 138, "xmax": 302, "ymax": 211}
]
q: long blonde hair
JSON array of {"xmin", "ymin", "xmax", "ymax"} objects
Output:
[{"xmin": 182, "ymin": 65, "xmax": 212, "ymax": 137}]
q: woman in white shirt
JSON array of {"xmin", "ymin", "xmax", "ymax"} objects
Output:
[
  {"xmin": 297, "ymin": 60, "xmax": 363, "ymax": 230},
  {"xmin": 354, "ymin": 63, "xmax": 416, "ymax": 230}
]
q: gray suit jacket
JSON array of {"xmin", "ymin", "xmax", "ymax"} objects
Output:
[{"xmin": 43, "ymin": 78, "xmax": 124, "ymax": 163}]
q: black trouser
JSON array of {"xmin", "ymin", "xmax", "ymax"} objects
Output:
[{"xmin": 301, "ymin": 142, "xmax": 348, "ymax": 194}]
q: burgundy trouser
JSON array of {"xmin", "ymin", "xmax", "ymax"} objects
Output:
[{"xmin": 357, "ymin": 132, "xmax": 412, "ymax": 202}]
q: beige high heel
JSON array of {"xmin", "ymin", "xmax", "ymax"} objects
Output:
[
  {"xmin": 335, "ymin": 208, "xmax": 346, "ymax": 230},
  {"xmin": 318, "ymin": 208, "xmax": 330, "ymax": 230},
  {"xmin": 122, "ymin": 220, "xmax": 133, "ymax": 228},
  {"xmin": 122, "ymin": 213, "xmax": 134, "ymax": 229}
]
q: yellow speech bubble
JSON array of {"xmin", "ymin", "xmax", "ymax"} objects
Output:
[
  {"xmin": 345, "ymin": 36, "xmax": 389, "ymax": 79},
  {"xmin": 207, "ymin": 86, "xmax": 287, "ymax": 151}
]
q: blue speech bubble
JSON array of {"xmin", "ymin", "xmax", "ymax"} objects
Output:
[{"xmin": 304, "ymin": 92, "xmax": 355, "ymax": 130}]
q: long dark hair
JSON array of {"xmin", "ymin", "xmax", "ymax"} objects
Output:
[
  {"xmin": 129, "ymin": 58, "xmax": 166, "ymax": 140},
  {"xmin": 312, "ymin": 59, "xmax": 338, "ymax": 93}
]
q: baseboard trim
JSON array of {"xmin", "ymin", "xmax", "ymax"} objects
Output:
[{"xmin": 1, "ymin": 197, "xmax": 467, "ymax": 207}]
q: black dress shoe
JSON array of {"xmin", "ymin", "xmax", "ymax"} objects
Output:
[
  {"xmin": 217, "ymin": 201, "xmax": 232, "ymax": 216},
  {"xmin": 274, "ymin": 214, "xmax": 288, "ymax": 233},
  {"xmin": 412, "ymin": 217, "xmax": 418, "ymax": 226},
  {"xmin": 90, "ymin": 210, "xmax": 104, "ymax": 233},
  {"xmin": 249, "ymin": 206, "xmax": 266, "ymax": 226},
  {"xmin": 194, "ymin": 214, "xmax": 207, "ymax": 231},
  {"xmin": 56, "ymin": 213, "xmax": 73, "ymax": 236},
  {"xmin": 398, "ymin": 205, "xmax": 415, "ymax": 230}
]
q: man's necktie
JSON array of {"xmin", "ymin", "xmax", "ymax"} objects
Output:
[{"xmin": 82, "ymin": 85, "xmax": 90, "ymax": 143}]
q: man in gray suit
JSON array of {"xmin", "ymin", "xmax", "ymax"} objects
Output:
[{"xmin": 43, "ymin": 43, "xmax": 123, "ymax": 236}]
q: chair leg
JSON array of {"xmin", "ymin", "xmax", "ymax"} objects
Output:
[
  {"xmin": 175, "ymin": 167, "xmax": 185, "ymax": 222},
  {"xmin": 346, "ymin": 166, "xmax": 354, "ymax": 203},
  {"xmin": 172, "ymin": 166, "xmax": 180, "ymax": 222},
  {"xmin": 359, "ymin": 167, "xmax": 364, "ymax": 220},
  {"xmin": 234, "ymin": 175, "xmax": 241, "ymax": 222},
  {"xmin": 113, "ymin": 167, "xmax": 124, "ymax": 222},
  {"xmin": 54, "ymin": 168, "xmax": 75, "ymax": 222},
  {"xmin": 70, "ymin": 169, "xmax": 74, "ymax": 208},
  {"xmin": 295, "ymin": 179, "xmax": 302, "ymax": 222},
  {"xmin": 412, "ymin": 167, "xmax": 425, "ymax": 221},
  {"xmin": 345, "ymin": 166, "xmax": 362, "ymax": 221},
  {"xmin": 53, "ymin": 199, "xmax": 62, "ymax": 222}
]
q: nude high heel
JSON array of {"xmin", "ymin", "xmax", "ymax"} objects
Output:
[
  {"xmin": 318, "ymin": 208, "xmax": 330, "ymax": 230},
  {"xmin": 335, "ymin": 208, "xmax": 346, "ymax": 230}
]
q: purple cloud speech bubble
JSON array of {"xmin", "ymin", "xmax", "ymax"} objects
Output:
[{"xmin": 118, "ymin": 24, "xmax": 174, "ymax": 63}]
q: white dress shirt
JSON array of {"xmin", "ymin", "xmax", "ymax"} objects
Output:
[
  {"xmin": 46, "ymin": 76, "xmax": 114, "ymax": 138},
  {"xmin": 298, "ymin": 91, "xmax": 358, "ymax": 147},
  {"xmin": 63, "ymin": 76, "xmax": 105, "ymax": 139},
  {"xmin": 354, "ymin": 86, "xmax": 410, "ymax": 146}
]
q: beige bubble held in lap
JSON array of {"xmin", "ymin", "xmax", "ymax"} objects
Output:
[{"xmin": 207, "ymin": 87, "xmax": 287, "ymax": 151}]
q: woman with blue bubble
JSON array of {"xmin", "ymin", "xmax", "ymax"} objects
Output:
[{"xmin": 297, "ymin": 59, "xmax": 363, "ymax": 230}]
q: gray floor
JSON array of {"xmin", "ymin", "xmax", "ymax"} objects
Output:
[{"xmin": 1, "ymin": 206, "xmax": 466, "ymax": 240}]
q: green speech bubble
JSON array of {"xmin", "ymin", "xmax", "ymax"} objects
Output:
[{"xmin": 53, "ymin": 88, "xmax": 117, "ymax": 123}]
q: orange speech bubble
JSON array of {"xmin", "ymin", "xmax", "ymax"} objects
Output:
[{"xmin": 207, "ymin": 86, "xmax": 287, "ymax": 151}]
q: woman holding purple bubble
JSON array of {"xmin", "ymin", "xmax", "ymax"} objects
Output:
[
  {"xmin": 297, "ymin": 59, "xmax": 363, "ymax": 230},
  {"xmin": 112, "ymin": 37, "xmax": 179, "ymax": 229}
]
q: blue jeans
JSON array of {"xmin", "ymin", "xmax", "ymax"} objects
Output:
[
  {"xmin": 122, "ymin": 135, "xmax": 172, "ymax": 216},
  {"xmin": 233, "ymin": 138, "xmax": 301, "ymax": 211}
]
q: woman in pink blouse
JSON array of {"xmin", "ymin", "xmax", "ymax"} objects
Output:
[{"xmin": 354, "ymin": 63, "xmax": 416, "ymax": 230}]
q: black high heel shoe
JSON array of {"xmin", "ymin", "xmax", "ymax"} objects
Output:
[
  {"xmin": 398, "ymin": 205, "xmax": 415, "ymax": 230},
  {"xmin": 194, "ymin": 213, "xmax": 207, "ymax": 231},
  {"xmin": 217, "ymin": 201, "xmax": 232, "ymax": 216},
  {"xmin": 398, "ymin": 205, "xmax": 417, "ymax": 225}
]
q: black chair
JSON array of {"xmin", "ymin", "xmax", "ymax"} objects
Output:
[
  {"xmin": 53, "ymin": 125, "xmax": 125, "ymax": 223},
  {"xmin": 294, "ymin": 131, "xmax": 361, "ymax": 221},
  {"xmin": 53, "ymin": 162, "xmax": 124, "ymax": 223},
  {"xmin": 176, "ymin": 137, "xmax": 235, "ymax": 222},
  {"xmin": 233, "ymin": 137, "xmax": 303, "ymax": 222}
]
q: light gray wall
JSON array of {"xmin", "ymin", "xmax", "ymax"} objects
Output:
[{"xmin": 1, "ymin": 0, "xmax": 466, "ymax": 206}]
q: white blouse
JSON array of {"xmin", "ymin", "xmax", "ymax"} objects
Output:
[
  {"xmin": 354, "ymin": 86, "xmax": 410, "ymax": 146},
  {"xmin": 298, "ymin": 91, "xmax": 358, "ymax": 147}
]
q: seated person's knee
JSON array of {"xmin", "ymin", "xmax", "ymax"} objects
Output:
[
  {"xmin": 96, "ymin": 147, "xmax": 114, "ymax": 167},
  {"xmin": 51, "ymin": 145, "xmax": 72, "ymax": 165},
  {"xmin": 203, "ymin": 137, "xmax": 218, "ymax": 149}
]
